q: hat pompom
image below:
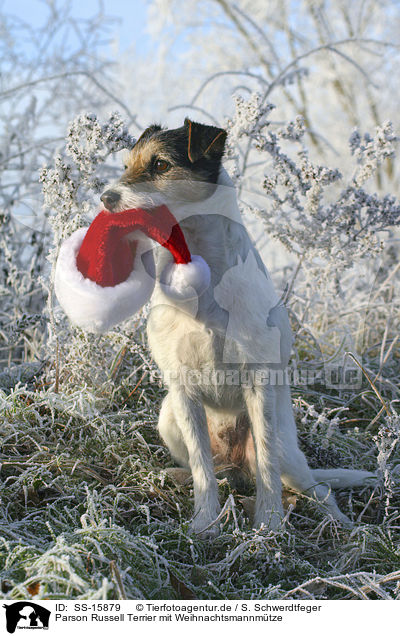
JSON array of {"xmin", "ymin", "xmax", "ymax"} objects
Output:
[
  {"xmin": 160, "ymin": 254, "xmax": 211, "ymax": 301},
  {"xmin": 55, "ymin": 228, "xmax": 155, "ymax": 333}
]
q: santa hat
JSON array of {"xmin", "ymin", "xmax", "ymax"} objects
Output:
[{"xmin": 54, "ymin": 205, "xmax": 210, "ymax": 333}]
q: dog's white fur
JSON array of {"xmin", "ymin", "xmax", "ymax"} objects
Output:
[{"xmin": 112, "ymin": 168, "xmax": 375, "ymax": 536}]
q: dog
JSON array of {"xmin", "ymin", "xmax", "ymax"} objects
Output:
[{"xmin": 101, "ymin": 118, "xmax": 376, "ymax": 537}]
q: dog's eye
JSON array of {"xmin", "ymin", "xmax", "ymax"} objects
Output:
[
  {"xmin": 123, "ymin": 164, "xmax": 128, "ymax": 170},
  {"xmin": 154, "ymin": 159, "xmax": 170, "ymax": 173}
]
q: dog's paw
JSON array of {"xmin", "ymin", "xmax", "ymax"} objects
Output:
[
  {"xmin": 191, "ymin": 512, "xmax": 221, "ymax": 539},
  {"xmin": 328, "ymin": 510, "xmax": 354, "ymax": 528},
  {"xmin": 192, "ymin": 522, "xmax": 221, "ymax": 540},
  {"xmin": 162, "ymin": 467, "xmax": 192, "ymax": 485},
  {"xmin": 339, "ymin": 517, "xmax": 354, "ymax": 529},
  {"xmin": 253, "ymin": 509, "xmax": 284, "ymax": 532}
]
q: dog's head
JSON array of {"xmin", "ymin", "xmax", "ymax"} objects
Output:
[{"xmin": 100, "ymin": 118, "xmax": 227, "ymax": 212}]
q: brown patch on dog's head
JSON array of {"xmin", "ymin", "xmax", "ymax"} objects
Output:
[
  {"xmin": 122, "ymin": 119, "xmax": 227, "ymax": 187},
  {"xmin": 123, "ymin": 136, "xmax": 165, "ymax": 183}
]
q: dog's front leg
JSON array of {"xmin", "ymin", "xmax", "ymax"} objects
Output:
[
  {"xmin": 244, "ymin": 384, "xmax": 284, "ymax": 530},
  {"xmin": 169, "ymin": 385, "xmax": 221, "ymax": 538}
]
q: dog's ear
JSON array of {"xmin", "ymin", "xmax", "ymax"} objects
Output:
[{"xmin": 184, "ymin": 118, "xmax": 227, "ymax": 163}]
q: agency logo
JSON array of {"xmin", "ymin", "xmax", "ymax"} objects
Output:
[{"xmin": 3, "ymin": 602, "xmax": 50, "ymax": 634}]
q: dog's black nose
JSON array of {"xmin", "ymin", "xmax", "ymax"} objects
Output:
[{"xmin": 100, "ymin": 190, "xmax": 121, "ymax": 211}]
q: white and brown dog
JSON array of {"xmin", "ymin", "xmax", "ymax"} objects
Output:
[{"xmin": 101, "ymin": 119, "xmax": 375, "ymax": 537}]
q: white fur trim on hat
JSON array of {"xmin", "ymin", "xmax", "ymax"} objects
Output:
[
  {"xmin": 159, "ymin": 254, "xmax": 211, "ymax": 301},
  {"xmin": 55, "ymin": 228, "xmax": 156, "ymax": 333}
]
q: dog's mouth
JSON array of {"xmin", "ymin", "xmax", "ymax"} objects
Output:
[
  {"xmin": 101, "ymin": 177, "xmax": 221, "ymax": 214},
  {"xmin": 101, "ymin": 183, "xmax": 166, "ymax": 213}
]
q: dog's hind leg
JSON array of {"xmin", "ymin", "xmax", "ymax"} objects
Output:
[
  {"xmin": 244, "ymin": 384, "xmax": 284, "ymax": 530},
  {"xmin": 158, "ymin": 392, "xmax": 189, "ymax": 467},
  {"xmin": 275, "ymin": 383, "xmax": 353, "ymax": 525},
  {"xmin": 168, "ymin": 386, "xmax": 221, "ymax": 537}
]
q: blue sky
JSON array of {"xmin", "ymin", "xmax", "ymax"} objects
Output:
[{"xmin": 1, "ymin": 0, "xmax": 152, "ymax": 54}]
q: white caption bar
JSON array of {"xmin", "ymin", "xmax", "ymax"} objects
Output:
[{"xmin": 1, "ymin": 599, "xmax": 396, "ymax": 635}]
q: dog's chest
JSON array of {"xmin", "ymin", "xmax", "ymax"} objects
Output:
[
  {"xmin": 147, "ymin": 255, "xmax": 282, "ymax": 369},
  {"xmin": 147, "ymin": 302, "xmax": 246, "ymax": 410},
  {"xmin": 147, "ymin": 297, "xmax": 220, "ymax": 372},
  {"xmin": 146, "ymin": 209, "xmax": 291, "ymax": 398}
]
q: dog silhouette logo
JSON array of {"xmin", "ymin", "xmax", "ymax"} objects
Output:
[{"xmin": 3, "ymin": 602, "xmax": 50, "ymax": 633}]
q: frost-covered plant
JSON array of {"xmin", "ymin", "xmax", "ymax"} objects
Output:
[
  {"xmin": 41, "ymin": 112, "xmax": 136, "ymax": 248},
  {"xmin": 0, "ymin": 0, "xmax": 130, "ymax": 369},
  {"xmin": 226, "ymin": 93, "xmax": 399, "ymax": 266},
  {"xmin": 375, "ymin": 412, "xmax": 400, "ymax": 517},
  {"xmin": 221, "ymin": 91, "xmax": 400, "ymax": 405},
  {"xmin": 144, "ymin": 0, "xmax": 400, "ymax": 189}
]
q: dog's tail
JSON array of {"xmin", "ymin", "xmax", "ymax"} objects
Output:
[{"xmin": 311, "ymin": 468, "xmax": 377, "ymax": 489}]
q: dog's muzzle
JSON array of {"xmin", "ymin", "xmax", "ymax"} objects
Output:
[{"xmin": 100, "ymin": 189, "xmax": 121, "ymax": 211}]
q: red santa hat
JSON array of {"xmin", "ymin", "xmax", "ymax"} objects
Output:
[{"xmin": 54, "ymin": 205, "xmax": 210, "ymax": 332}]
